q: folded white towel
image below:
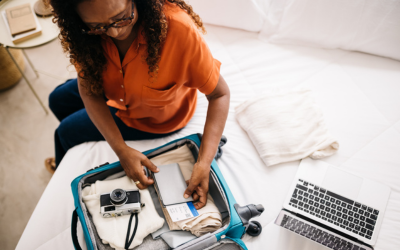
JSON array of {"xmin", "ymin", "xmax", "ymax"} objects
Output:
[
  {"xmin": 150, "ymin": 145, "xmax": 222, "ymax": 237},
  {"xmin": 235, "ymin": 88, "xmax": 339, "ymax": 167},
  {"xmin": 82, "ymin": 176, "xmax": 165, "ymax": 250}
]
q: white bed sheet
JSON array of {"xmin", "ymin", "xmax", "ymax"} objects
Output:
[{"xmin": 16, "ymin": 24, "xmax": 400, "ymax": 250}]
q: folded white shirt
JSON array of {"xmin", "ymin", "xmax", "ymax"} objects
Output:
[
  {"xmin": 235, "ymin": 88, "xmax": 339, "ymax": 167},
  {"xmin": 82, "ymin": 176, "xmax": 165, "ymax": 250}
]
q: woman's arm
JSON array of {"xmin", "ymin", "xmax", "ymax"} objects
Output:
[
  {"xmin": 184, "ymin": 74, "xmax": 230, "ymax": 209},
  {"xmin": 77, "ymin": 77, "xmax": 159, "ymax": 189}
]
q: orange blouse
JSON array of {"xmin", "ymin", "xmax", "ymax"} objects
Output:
[{"xmin": 81, "ymin": 2, "xmax": 221, "ymax": 134}]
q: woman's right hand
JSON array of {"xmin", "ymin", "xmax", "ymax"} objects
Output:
[
  {"xmin": 117, "ymin": 146, "xmax": 159, "ymax": 189},
  {"xmin": 77, "ymin": 78, "xmax": 159, "ymax": 187}
]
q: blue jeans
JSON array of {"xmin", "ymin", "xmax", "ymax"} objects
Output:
[{"xmin": 49, "ymin": 79, "xmax": 179, "ymax": 167}]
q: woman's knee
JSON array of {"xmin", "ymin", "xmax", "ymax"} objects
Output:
[
  {"xmin": 56, "ymin": 108, "xmax": 103, "ymax": 149},
  {"xmin": 49, "ymin": 79, "xmax": 82, "ymax": 121},
  {"xmin": 55, "ymin": 118, "xmax": 73, "ymax": 150},
  {"xmin": 56, "ymin": 113, "xmax": 82, "ymax": 150},
  {"xmin": 49, "ymin": 79, "xmax": 77, "ymax": 110},
  {"xmin": 48, "ymin": 87, "xmax": 62, "ymax": 114}
]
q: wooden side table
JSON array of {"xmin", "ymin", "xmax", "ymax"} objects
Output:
[{"xmin": 0, "ymin": 0, "xmax": 60, "ymax": 114}]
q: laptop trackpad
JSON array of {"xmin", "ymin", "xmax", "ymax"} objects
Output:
[{"xmin": 322, "ymin": 167, "xmax": 362, "ymax": 200}]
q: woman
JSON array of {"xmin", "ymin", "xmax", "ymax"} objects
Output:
[{"xmin": 47, "ymin": 0, "xmax": 230, "ymax": 209}]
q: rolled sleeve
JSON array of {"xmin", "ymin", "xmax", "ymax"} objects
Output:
[
  {"xmin": 181, "ymin": 23, "xmax": 222, "ymax": 95},
  {"xmin": 197, "ymin": 58, "xmax": 221, "ymax": 95}
]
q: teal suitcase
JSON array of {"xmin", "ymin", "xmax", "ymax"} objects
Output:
[{"xmin": 71, "ymin": 134, "xmax": 264, "ymax": 250}]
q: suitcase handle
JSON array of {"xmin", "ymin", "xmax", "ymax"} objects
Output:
[{"xmin": 71, "ymin": 208, "xmax": 83, "ymax": 250}]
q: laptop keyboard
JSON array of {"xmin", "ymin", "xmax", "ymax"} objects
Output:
[
  {"xmin": 289, "ymin": 179, "xmax": 379, "ymax": 240},
  {"xmin": 279, "ymin": 213, "xmax": 369, "ymax": 250}
]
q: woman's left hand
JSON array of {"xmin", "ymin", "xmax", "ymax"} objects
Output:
[
  {"xmin": 184, "ymin": 74, "xmax": 230, "ymax": 210},
  {"xmin": 184, "ymin": 162, "xmax": 210, "ymax": 209}
]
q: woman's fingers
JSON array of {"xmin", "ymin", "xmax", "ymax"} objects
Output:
[
  {"xmin": 142, "ymin": 157, "xmax": 159, "ymax": 173},
  {"xmin": 124, "ymin": 165, "xmax": 153, "ymax": 189},
  {"xmin": 143, "ymin": 169, "xmax": 154, "ymax": 179},
  {"xmin": 134, "ymin": 181, "xmax": 147, "ymax": 190},
  {"xmin": 134, "ymin": 168, "xmax": 154, "ymax": 188},
  {"xmin": 194, "ymin": 197, "xmax": 207, "ymax": 209},
  {"xmin": 119, "ymin": 150, "xmax": 158, "ymax": 189},
  {"xmin": 193, "ymin": 186, "xmax": 207, "ymax": 209},
  {"xmin": 185, "ymin": 180, "xmax": 199, "ymax": 201},
  {"xmin": 192, "ymin": 191, "xmax": 200, "ymax": 201},
  {"xmin": 184, "ymin": 178, "xmax": 199, "ymax": 199}
]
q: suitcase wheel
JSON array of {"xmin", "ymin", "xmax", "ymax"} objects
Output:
[{"xmin": 246, "ymin": 221, "xmax": 262, "ymax": 237}]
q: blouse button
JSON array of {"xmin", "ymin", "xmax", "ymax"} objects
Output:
[
  {"xmin": 120, "ymin": 99, "xmax": 123, "ymax": 102},
  {"xmin": 121, "ymin": 85, "xmax": 124, "ymax": 88},
  {"xmin": 119, "ymin": 70, "xmax": 122, "ymax": 73}
]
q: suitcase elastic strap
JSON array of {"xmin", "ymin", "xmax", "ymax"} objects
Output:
[
  {"xmin": 71, "ymin": 208, "xmax": 139, "ymax": 250},
  {"xmin": 71, "ymin": 208, "xmax": 83, "ymax": 250}
]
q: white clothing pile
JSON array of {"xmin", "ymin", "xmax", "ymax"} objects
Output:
[
  {"xmin": 150, "ymin": 145, "xmax": 222, "ymax": 237},
  {"xmin": 235, "ymin": 88, "xmax": 339, "ymax": 167},
  {"xmin": 82, "ymin": 176, "xmax": 165, "ymax": 250}
]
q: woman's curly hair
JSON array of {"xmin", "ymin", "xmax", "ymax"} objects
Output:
[{"xmin": 50, "ymin": 0, "xmax": 205, "ymax": 96}]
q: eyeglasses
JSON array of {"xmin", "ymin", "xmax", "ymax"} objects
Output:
[{"xmin": 82, "ymin": 2, "xmax": 134, "ymax": 35}]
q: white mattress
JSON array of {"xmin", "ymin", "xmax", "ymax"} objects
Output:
[{"xmin": 16, "ymin": 24, "xmax": 400, "ymax": 250}]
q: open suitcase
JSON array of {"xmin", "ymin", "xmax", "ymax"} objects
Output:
[{"xmin": 71, "ymin": 134, "xmax": 264, "ymax": 250}]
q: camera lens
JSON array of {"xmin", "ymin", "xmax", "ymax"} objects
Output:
[
  {"xmin": 115, "ymin": 191, "xmax": 122, "ymax": 198},
  {"xmin": 110, "ymin": 189, "xmax": 127, "ymax": 205}
]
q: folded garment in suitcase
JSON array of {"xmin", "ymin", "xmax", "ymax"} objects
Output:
[
  {"xmin": 150, "ymin": 144, "xmax": 222, "ymax": 237},
  {"xmin": 82, "ymin": 175, "xmax": 165, "ymax": 249}
]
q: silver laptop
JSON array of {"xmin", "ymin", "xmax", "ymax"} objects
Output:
[{"xmin": 275, "ymin": 158, "xmax": 391, "ymax": 250}]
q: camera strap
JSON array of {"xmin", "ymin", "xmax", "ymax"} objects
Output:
[{"xmin": 124, "ymin": 213, "xmax": 139, "ymax": 249}]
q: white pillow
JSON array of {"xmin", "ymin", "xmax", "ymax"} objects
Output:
[
  {"xmin": 259, "ymin": 0, "xmax": 400, "ymax": 61},
  {"xmin": 187, "ymin": 0, "xmax": 265, "ymax": 32}
]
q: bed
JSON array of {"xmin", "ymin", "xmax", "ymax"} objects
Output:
[{"xmin": 16, "ymin": 4, "xmax": 400, "ymax": 250}]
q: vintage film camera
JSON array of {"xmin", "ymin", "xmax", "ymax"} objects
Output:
[{"xmin": 100, "ymin": 188, "xmax": 143, "ymax": 218}]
